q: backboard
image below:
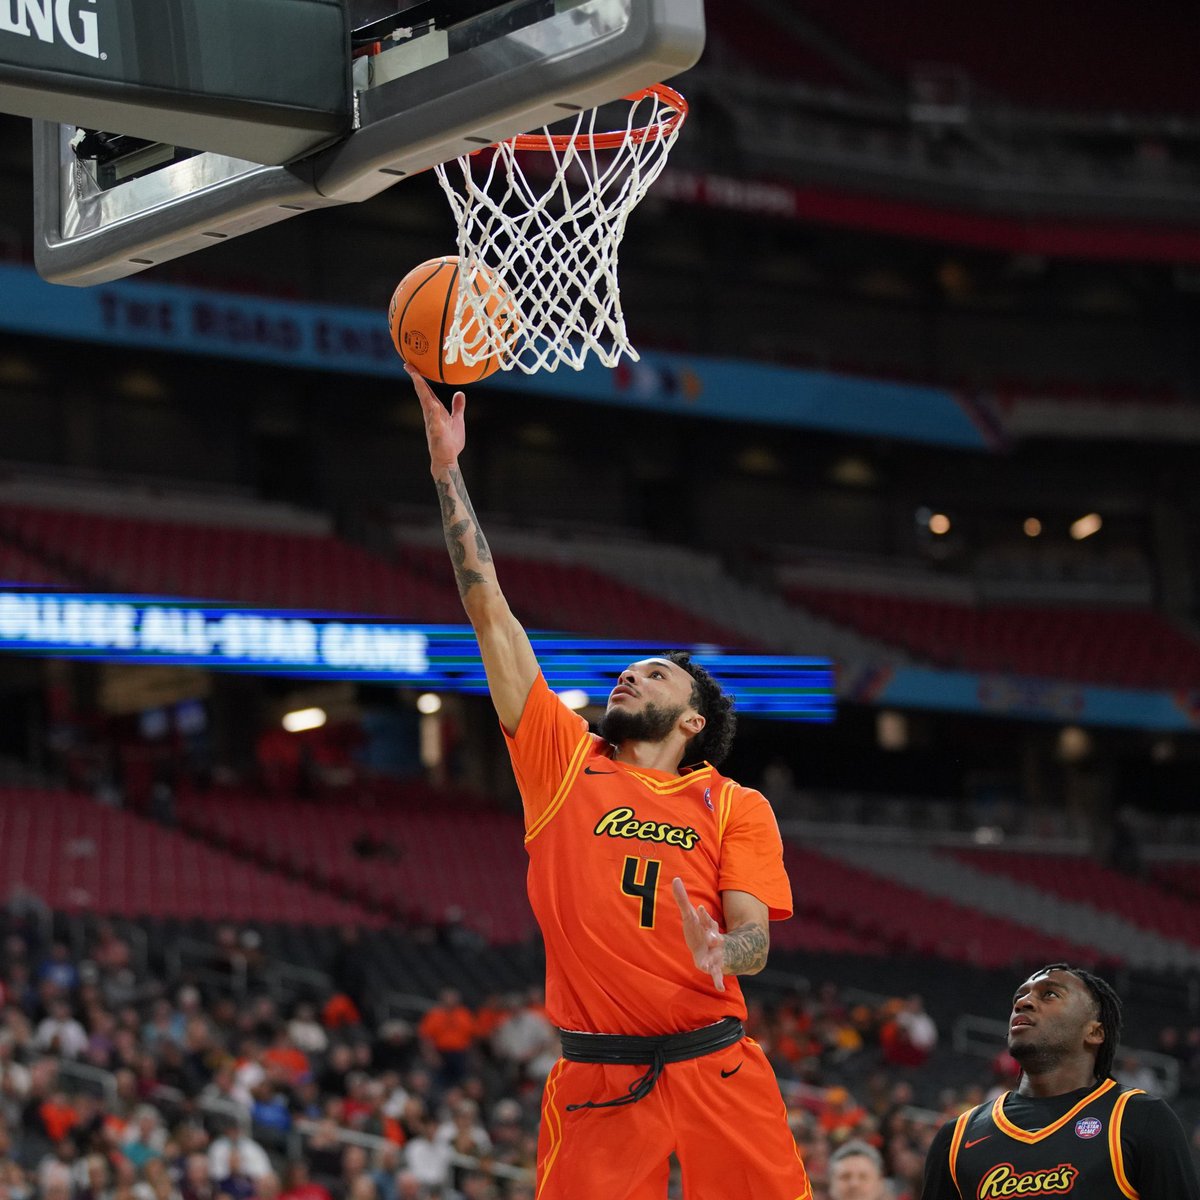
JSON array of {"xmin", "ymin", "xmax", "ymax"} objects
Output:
[{"xmin": 27, "ymin": 0, "xmax": 705, "ymax": 286}]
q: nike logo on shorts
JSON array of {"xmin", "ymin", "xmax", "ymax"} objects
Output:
[
  {"xmin": 720, "ymin": 1064, "xmax": 742, "ymax": 1078},
  {"xmin": 584, "ymin": 767, "xmax": 616, "ymax": 775}
]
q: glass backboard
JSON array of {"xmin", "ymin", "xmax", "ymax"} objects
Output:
[{"xmin": 29, "ymin": 0, "xmax": 705, "ymax": 286}]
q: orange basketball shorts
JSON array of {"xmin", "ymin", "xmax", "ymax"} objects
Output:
[{"xmin": 535, "ymin": 1037, "xmax": 812, "ymax": 1200}]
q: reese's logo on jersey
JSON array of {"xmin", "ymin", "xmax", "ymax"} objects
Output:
[
  {"xmin": 977, "ymin": 1163, "xmax": 1079, "ymax": 1198},
  {"xmin": 594, "ymin": 806, "xmax": 701, "ymax": 850}
]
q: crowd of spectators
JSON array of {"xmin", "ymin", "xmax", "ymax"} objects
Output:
[{"xmin": 0, "ymin": 915, "xmax": 1196, "ymax": 1200}]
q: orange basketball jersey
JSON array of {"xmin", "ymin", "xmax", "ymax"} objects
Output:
[{"xmin": 505, "ymin": 673, "xmax": 793, "ymax": 1036}]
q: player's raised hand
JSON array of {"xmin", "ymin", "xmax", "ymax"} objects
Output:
[
  {"xmin": 672, "ymin": 876, "xmax": 726, "ymax": 992},
  {"xmin": 407, "ymin": 363, "xmax": 466, "ymax": 472}
]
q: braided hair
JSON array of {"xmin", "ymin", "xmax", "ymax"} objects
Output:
[
  {"xmin": 1033, "ymin": 963, "xmax": 1123, "ymax": 1081},
  {"xmin": 664, "ymin": 651, "xmax": 736, "ymax": 767}
]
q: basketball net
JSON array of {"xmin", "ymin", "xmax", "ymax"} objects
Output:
[{"xmin": 434, "ymin": 84, "xmax": 687, "ymax": 374}]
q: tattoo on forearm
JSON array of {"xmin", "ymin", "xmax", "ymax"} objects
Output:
[
  {"xmin": 436, "ymin": 471, "xmax": 493, "ymax": 598},
  {"xmin": 721, "ymin": 923, "xmax": 768, "ymax": 976},
  {"xmin": 449, "ymin": 468, "xmax": 492, "ymax": 561}
]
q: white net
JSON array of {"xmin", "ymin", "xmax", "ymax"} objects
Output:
[{"xmin": 433, "ymin": 85, "xmax": 686, "ymax": 374}]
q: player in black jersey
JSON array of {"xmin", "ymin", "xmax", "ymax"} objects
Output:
[{"xmin": 921, "ymin": 963, "xmax": 1198, "ymax": 1199}]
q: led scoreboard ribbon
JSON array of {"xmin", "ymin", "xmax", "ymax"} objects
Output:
[{"xmin": 0, "ymin": 591, "xmax": 835, "ymax": 722}]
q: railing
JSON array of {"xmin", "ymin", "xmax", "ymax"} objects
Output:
[
  {"xmin": 292, "ymin": 1120, "xmax": 533, "ymax": 1187},
  {"xmin": 162, "ymin": 935, "xmax": 334, "ymax": 1006},
  {"xmin": 374, "ymin": 990, "xmax": 435, "ymax": 1025},
  {"xmin": 682, "ymin": 69, "xmax": 1200, "ymax": 221},
  {"xmin": 952, "ymin": 1015, "xmax": 1181, "ymax": 1098},
  {"xmin": 57, "ymin": 1059, "xmax": 118, "ymax": 1104},
  {"xmin": 164, "ymin": 935, "xmax": 248, "ymax": 996},
  {"xmin": 48, "ymin": 1056, "xmax": 531, "ymax": 1189}
]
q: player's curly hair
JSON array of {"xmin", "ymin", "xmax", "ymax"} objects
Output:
[
  {"xmin": 665, "ymin": 650, "xmax": 737, "ymax": 767},
  {"xmin": 1033, "ymin": 963, "xmax": 1123, "ymax": 1081}
]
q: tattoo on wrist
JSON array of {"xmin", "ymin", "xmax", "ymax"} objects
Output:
[{"xmin": 721, "ymin": 923, "xmax": 768, "ymax": 976}]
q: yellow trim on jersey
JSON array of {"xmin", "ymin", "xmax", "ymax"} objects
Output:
[
  {"xmin": 992, "ymin": 1078, "xmax": 1116, "ymax": 1143},
  {"xmin": 624, "ymin": 765, "xmax": 713, "ymax": 794},
  {"xmin": 947, "ymin": 1107, "xmax": 972, "ymax": 1198},
  {"xmin": 716, "ymin": 781, "xmax": 736, "ymax": 843},
  {"xmin": 1109, "ymin": 1088, "xmax": 1144, "ymax": 1199},
  {"xmin": 524, "ymin": 732, "xmax": 593, "ymax": 844},
  {"xmin": 535, "ymin": 1058, "xmax": 567, "ymax": 1199}
]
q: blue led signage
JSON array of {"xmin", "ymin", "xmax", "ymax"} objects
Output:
[{"xmin": 0, "ymin": 592, "xmax": 835, "ymax": 721}]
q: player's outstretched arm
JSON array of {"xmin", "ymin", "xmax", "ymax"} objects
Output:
[
  {"xmin": 671, "ymin": 878, "xmax": 769, "ymax": 992},
  {"xmin": 410, "ymin": 365, "xmax": 539, "ymax": 735}
]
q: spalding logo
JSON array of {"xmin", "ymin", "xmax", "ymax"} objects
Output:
[{"xmin": 0, "ymin": 0, "xmax": 102, "ymax": 61}]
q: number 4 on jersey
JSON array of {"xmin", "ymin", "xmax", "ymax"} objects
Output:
[{"xmin": 621, "ymin": 856, "xmax": 662, "ymax": 928}]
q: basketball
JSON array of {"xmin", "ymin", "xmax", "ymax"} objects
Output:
[{"xmin": 388, "ymin": 255, "xmax": 515, "ymax": 385}]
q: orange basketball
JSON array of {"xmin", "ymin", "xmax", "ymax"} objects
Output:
[{"xmin": 388, "ymin": 255, "xmax": 515, "ymax": 385}]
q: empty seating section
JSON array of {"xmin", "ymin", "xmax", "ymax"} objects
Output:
[
  {"xmin": 177, "ymin": 790, "xmax": 537, "ymax": 943},
  {"xmin": 0, "ymin": 505, "xmax": 461, "ymax": 619},
  {"xmin": 705, "ymin": 7, "xmax": 864, "ymax": 91},
  {"xmin": 177, "ymin": 791, "xmax": 899, "ymax": 954},
  {"xmin": 784, "ymin": 843, "xmax": 1100, "ymax": 969},
  {"xmin": 799, "ymin": 0, "xmax": 1199, "ymax": 114},
  {"xmin": 953, "ymin": 849, "xmax": 1200, "ymax": 949},
  {"xmin": 394, "ymin": 543, "xmax": 747, "ymax": 645},
  {"xmin": 787, "ymin": 586, "xmax": 1200, "ymax": 688},
  {"xmin": 1152, "ymin": 862, "xmax": 1200, "ymax": 903},
  {"xmin": 0, "ymin": 504, "xmax": 747, "ymax": 646},
  {"xmin": 0, "ymin": 788, "xmax": 381, "ymax": 925},
  {"xmin": 0, "ymin": 537, "xmax": 72, "ymax": 587}
]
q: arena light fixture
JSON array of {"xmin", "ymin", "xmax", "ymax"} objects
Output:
[
  {"xmin": 929, "ymin": 513, "xmax": 951, "ymax": 535},
  {"xmin": 557, "ymin": 689, "xmax": 590, "ymax": 711},
  {"xmin": 416, "ymin": 693, "xmax": 442, "ymax": 715},
  {"xmin": 1023, "ymin": 517, "xmax": 1042, "ymax": 537},
  {"xmin": 1070, "ymin": 513, "xmax": 1103, "ymax": 540},
  {"xmin": 282, "ymin": 707, "xmax": 326, "ymax": 733}
]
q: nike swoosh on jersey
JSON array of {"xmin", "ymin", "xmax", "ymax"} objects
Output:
[
  {"xmin": 583, "ymin": 767, "xmax": 616, "ymax": 775},
  {"xmin": 964, "ymin": 1136, "xmax": 991, "ymax": 1149}
]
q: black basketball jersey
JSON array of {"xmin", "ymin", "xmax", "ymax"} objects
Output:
[{"xmin": 948, "ymin": 1078, "xmax": 1144, "ymax": 1199}]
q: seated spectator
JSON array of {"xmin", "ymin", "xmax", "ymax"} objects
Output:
[
  {"xmin": 121, "ymin": 1104, "xmax": 167, "ymax": 1168},
  {"xmin": 336, "ymin": 1144, "xmax": 372, "ymax": 1200},
  {"xmin": 216, "ymin": 1147, "xmax": 256, "ymax": 1200},
  {"xmin": 134, "ymin": 1155, "xmax": 182, "ymax": 1200},
  {"xmin": 35, "ymin": 1000, "xmax": 89, "ymax": 1060},
  {"xmin": 250, "ymin": 1081, "xmax": 293, "ymax": 1137},
  {"xmin": 435, "ymin": 1100, "xmax": 490, "ymax": 1159},
  {"xmin": 207, "ymin": 1121, "xmax": 272, "ymax": 1182},
  {"xmin": 418, "ymin": 991, "xmax": 475, "ymax": 1090},
  {"xmin": 262, "ymin": 1022, "xmax": 312, "ymax": 1089},
  {"xmin": 280, "ymin": 1159, "xmax": 332, "ymax": 1200},
  {"xmin": 829, "ymin": 1140, "xmax": 887, "ymax": 1200},
  {"xmin": 287, "ymin": 1003, "xmax": 329, "ymax": 1058},
  {"xmin": 180, "ymin": 1152, "xmax": 217, "ymax": 1200},
  {"xmin": 36, "ymin": 943, "xmax": 80, "ymax": 995},
  {"xmin": 403, "ymin": 1117, "xmax": 453, "ymax": 1190}
]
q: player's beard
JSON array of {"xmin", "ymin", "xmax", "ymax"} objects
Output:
[
  {"xmin": 598, "ymin": 701, "xmax": 685, "ymax": 747},
  {"xmin": 1008, "ymin": 1031, "xmax": 1072, "ymax": 1075}
]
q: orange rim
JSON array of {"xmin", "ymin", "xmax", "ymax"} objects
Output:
[{"xmin": 504, "ymin": 83, "xmax": 687, "ymax": 152}]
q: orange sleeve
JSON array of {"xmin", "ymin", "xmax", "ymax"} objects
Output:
[
  {"xmin": 718, "ymin": 786, "xmax": 793, "ymax": 921},
  {"xmin": 502, "ymin": 672, "xmax": 592, "ymax": 834}
]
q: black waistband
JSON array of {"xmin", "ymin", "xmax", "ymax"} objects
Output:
[{"xmin": 558, "ymin": 1018, "xmax": 744, "ymax": 1111}]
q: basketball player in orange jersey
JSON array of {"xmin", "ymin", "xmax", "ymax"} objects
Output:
[
  {"xmin": 921, "ymin": 963, "xmax": 1198, "ymax": 1199},
  {"xmin": 409, "ymin": 363, "xmax": 812, "ymax": 1200}
]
